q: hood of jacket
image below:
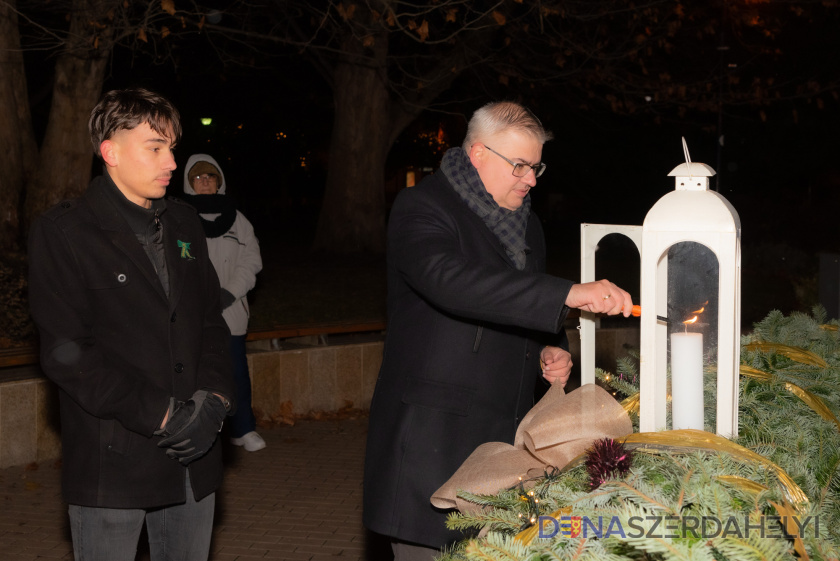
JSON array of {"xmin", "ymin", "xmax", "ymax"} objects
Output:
[{"xmin": 183, "ymin": 153, "xmax": 227, "ymax": 195}]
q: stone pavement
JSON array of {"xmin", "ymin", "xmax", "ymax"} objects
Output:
[{"xmin": 0, "ymin": 417, "xmax": 394, "ymax": 561}]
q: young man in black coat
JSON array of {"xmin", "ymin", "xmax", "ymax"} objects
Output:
[
  {"xmin": 363, "ymin": 101, "xmax": 633, "ymax": 560},
  {"xmin": 28, "ymin": 88, "xmax": 236, "ymax": 560}
]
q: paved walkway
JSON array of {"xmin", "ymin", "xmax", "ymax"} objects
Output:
[{"xmin": 0, "ymin": 417, "xmax": 394, "ymax": 561}]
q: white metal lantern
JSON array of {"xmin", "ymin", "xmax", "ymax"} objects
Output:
[
  {"xmin": 579, "ymin": 153, "xmax": 742, "ymax": 437},
  {"xmin": 639, "ymin": 161, "xmax": 741, "ymax": 436}
]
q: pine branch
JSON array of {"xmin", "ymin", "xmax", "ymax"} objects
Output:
[
  {"xmin": 442, "ymin": 309, "xmax": 840, "ymax": 560},
  {"xmin": 596, "ymin": 367, "xmax": 640, "ymax": 398}
]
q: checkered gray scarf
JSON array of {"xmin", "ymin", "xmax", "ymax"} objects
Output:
[{"xmin": 441, "ymin": 147, "xmax": 530, "ymax": 270}]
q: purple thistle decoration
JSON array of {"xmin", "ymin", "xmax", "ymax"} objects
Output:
[{"xmin": 584, "ymin": 438, "xmax": 634, "ymax": 490}]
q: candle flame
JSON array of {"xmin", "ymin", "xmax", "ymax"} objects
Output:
[{"xmin": 686, "ymin": 300, "xmax": 708, "ymax": 323}]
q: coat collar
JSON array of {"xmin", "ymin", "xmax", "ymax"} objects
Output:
[{"xmin": 85, "ymin": 176, "xmax": 191, "ymax": 307}]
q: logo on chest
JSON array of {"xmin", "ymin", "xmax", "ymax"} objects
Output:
[{"xmin": 177, "ymin": 240, "xmax": 196, "ymax": 260}]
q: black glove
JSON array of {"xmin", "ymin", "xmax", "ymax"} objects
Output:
[
  {"xmin": 156, "ymin": 390, "xmax": 227, "ymax": 465},
  {"xmin": 220, "ymin": 288, "xmax": 236, "ymax": 310}
]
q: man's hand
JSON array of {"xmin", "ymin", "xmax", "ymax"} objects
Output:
[
  {"xmin": 565, "ymin": 280, "xmax": 633, "ymax": 317},
  {"xmin": 540, "ymin": 346, "xmax": 572, "ymax": 387},
  {"xmin": 156, "ymin": 390, "xmax": 227, "ymax": 465}
]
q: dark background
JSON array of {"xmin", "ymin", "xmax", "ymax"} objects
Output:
[{"xmin": 20, "ymin": 33, "xmax": 840, "ymax": 335}]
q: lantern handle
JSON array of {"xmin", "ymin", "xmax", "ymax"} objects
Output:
[{"xmin": 681, "ymin": 137, "xmax": 693, "ymax": 179}]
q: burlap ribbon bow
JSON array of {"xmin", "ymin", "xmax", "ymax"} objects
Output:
[{"xmin": 431, "ymin": 383, "xmax": 632, "ymax": 514}]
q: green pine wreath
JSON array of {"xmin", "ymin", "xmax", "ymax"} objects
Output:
[{"xmin": 440, "ymin": 307, "xmax": 840, "ymax": 561}]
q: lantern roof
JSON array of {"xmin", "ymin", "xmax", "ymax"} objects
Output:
[
  {"xmin": 644, "ymin": 163, "xmax": 740, "ymax": 233},
  {"xmin": 669, "ymin": 162, "xmax": 716, "ymax": 191},
  {"xmin": 668, "ymin": 162, "xmax": 716, "ymax": 177}
]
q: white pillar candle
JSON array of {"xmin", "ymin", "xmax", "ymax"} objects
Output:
[{"xmin": 670, "ymin": 332, "xmax": 704, "ymax": 430}]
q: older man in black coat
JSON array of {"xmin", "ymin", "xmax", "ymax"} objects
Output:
[
  {"xmin": 28, "ymin": 89, "xmax": 235, "ymax": 560},
  {"xmin": 363, "ymin": 102, "xmax": 632, "ymax": 560}
]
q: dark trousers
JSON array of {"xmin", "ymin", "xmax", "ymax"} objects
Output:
[
  {"xmin": 68, "ymin": 470, "xmax": 214, "ymax": 561},
  {"xmin": 229, "ymin": 334, "xmax": 256, "ymax": 437},
  {"xmin": 391, "ymin": 540, "xmax": 442, "ymax": 561}
]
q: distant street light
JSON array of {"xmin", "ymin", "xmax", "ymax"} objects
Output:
[{"xmin": 201, "ymin": 118, "xmax": 213, "ymax": 126}]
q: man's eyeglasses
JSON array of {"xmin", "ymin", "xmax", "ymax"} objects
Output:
[
  {"xmin": 485, "ymin": 146, "xmax": 546, "ymax": 178},
  {"xmin": 193, "ymin": 173, "xmax": 219, "ymax": 182}
]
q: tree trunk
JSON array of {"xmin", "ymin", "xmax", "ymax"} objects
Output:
[
  {"xmin": 310, "ymin": 3, "xmax": 473, "ymax": 254},
  {"xmin": 0, "ymin": 0, "xmax": 38, "ymax": 251},
  {"xmin": 23, "ymin": 0, "xmax": 115, "ymax": 227},
  {"xmin": 313, "ymin": 32, "xmax": 393, "ymax": 254}
]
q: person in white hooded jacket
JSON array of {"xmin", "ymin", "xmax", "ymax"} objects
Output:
[{"xmin": 181, "ymin": 153, "xmax": 266, "ymax": 452}]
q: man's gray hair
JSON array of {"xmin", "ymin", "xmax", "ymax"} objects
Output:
[{"xmin": 462, "ymin": 101, "xmax": 552, "ymax": 151}]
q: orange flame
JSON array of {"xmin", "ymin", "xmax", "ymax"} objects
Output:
[
  {"xmin": 631, "ymin": 301, "xmax": 708, "ymax": 323},
  {"xmin": 691, "ymin": 300, "xmax": 709, "ymax": 315}
]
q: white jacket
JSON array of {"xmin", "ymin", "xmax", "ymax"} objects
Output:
[{"xmin": 183, "ymin": 154, "xmax": 263, "ymax": 335}]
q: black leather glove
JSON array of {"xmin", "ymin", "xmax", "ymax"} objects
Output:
[
  {"xmin": 220, "ymin": 288, "xmax": 236, "ymax": 310},
  {"xmin": 156, "ymin": 390, "xmax": 227, "ymax": 465}
]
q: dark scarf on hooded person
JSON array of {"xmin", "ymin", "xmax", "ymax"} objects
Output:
[
  {"xmin": 440, "ymin": 146, "xmax": 531, "ymax": 270},
  {"xmin": 179, "ymin": 193, "xmax": 238, "ymax": 239}
]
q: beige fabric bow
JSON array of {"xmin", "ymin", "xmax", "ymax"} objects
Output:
[{"xmin": 431, "ymin": 383, "xmax": 632, "ymax": 514}]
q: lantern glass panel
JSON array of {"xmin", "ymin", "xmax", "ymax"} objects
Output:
[
  {"xmin": 667, "ymin": 242, "xmax": 719, "ymax": 344},
  {"xmin": 666, "ymin": 241, "xmax": 720, "ymax": 431},
  {"xmin": 595, "ymin": 233, "xmax": 641, "ymax": 328}
]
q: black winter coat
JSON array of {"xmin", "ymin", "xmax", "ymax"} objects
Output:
[
  {"xmin": 363, "ymin": 171, "xmax": 573, "ymax": 548},
  {"xmin": 28, "ymin": 176, "xmax": 235, "ymax": 508}
]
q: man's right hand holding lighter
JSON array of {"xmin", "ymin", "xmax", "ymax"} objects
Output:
[{"xmin": 565, "ymin": 280, "xmax": 633, "ymax": 317}]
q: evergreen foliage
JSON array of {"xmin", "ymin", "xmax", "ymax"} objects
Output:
[{"xmin": 439, "ymin": 309, "xmax": 840, "ymax": 561}]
